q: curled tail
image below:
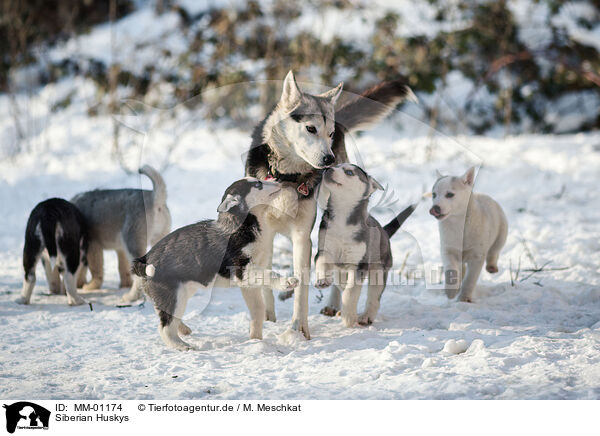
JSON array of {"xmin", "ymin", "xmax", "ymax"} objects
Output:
[
  {"xmin": 335, "ymin": 78, "xmax": 417, "ymax": 132},
  {"xmin": 132, "ymin": 255, "xmax": 154, "ymax": 278},
  {"xmin": 383, "ymin": 203, "xmax": 418, "ymax": 238},
  {"xmin": 139, "ymin": 165, "xmax": 167, "ymax": 206}
]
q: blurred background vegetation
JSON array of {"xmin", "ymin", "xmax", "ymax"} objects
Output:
[{"xmin": 1, "ymin": 0, "xmax": 599, "ymax": 141}]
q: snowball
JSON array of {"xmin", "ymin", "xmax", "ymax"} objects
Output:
[{"xmin": 443, "ymin": 339, "xmax": 469, "ymax": 354}]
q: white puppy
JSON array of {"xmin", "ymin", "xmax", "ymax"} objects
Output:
[{"xmin": 429, "ymin": 167, "xmax": 508, "ymax": 302}]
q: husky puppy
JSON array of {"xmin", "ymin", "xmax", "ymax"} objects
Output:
[
  {"xmin": 71, "ymin": 165, "xmax": 171, "ymax": 295},
  {"xmin": 18, "ymin": 198, "xmax": 88, "ymax": 306},
  {"xmin": 314, "ymin": 164, "xmax": 417, "ymax": 326},
  {"xmin": 245, "ymin": 70, "xmax": 416, "ymax": 339},
  {"xmin": 131, "ymin": 178, "xmax": 299, "ymax": 350},
  {"xmin": 429, "ymin": 167, "xmax": 508, "ymax": 302}
]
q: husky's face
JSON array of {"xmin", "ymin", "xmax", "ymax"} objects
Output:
[
  {"xmin": 275, "ymin": 71, "xmax": 343, "ymax": 169},
  {"xmin": 321, "ymin": 163, "xmax": 383, "ymax": 204},
  {"xmin": 218, "ymin": 177, "xmax": 282, "ymax": 216},
  {"xmin": 430, "ymin": 167, "xmax": 475, "ymax": 221}
]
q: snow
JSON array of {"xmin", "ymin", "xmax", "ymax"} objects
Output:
[
  {"xmin": 1, "ymin": 0, "xmax": 599, "ymax": 400},
  {"xmin": 1, "ymin": 79, "xmax": 600, "ymax": 399}
]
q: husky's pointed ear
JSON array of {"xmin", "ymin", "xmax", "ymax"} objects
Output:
[
  {"xmin": 217, "ymin": 194, "xmax": 242, "ymax": 213},
  {"xmin": 319, "ymin": 82, "xmax": 343, "ymax": 105},
  {"xmin": 281, "ymin": 70, "xmax": 301, "ymax": 110},
  {"xmin": 435, "ymin": 169, "xmax": 444, "ymax": 179},
  {"xmin": 367, "ymin": 176, "xmax": 384, "ymax": 196},
  {"xmin": 462, "ymin": 166, "xmax": 476, "ymax": 186}
]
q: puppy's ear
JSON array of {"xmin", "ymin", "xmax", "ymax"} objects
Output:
[
  {"xmin": 217, "ymin": 194, "xmax": 243, "ymax": 213},
  {"xmin": 435, "ymin": 169, "xmax": 444, "ymax": 179},
  {"xmin": 462, "ymin": 166, "xmax": 476, "ymax": 186},
  {"xmin": 367, "ymin": 176, "xmax": 384, "ymax": 196},
  {"xmin": 281, "ymin": 70, "xmax": 301, "ymax": 110},
  {"xmin": 319, "ymin": 82, "xmax": 343, "ymax": 105}
]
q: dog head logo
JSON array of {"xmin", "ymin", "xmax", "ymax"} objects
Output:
[{"xmin": 3, "ymin": 402, "xmax": 50, "ymax": 434}]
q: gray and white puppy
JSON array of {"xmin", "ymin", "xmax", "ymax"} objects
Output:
[
  {"xmin": 131, "ymin": 177, "xmax": 299, "ymax": 351},
  {"xmin": 70, "ymin": 165, "xmax": 171, "ymax": 295},
  {"xmin": 429, "ymin": 167, "xmax": 508, "ymax": 302},
  {"xmin": 315, "ymin": 163, "xmax": 417, "ymax": 327}
]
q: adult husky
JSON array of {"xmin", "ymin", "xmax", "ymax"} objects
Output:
[{"xmin": 245, "ymin": 70, "xmax": 416, "ymax": 339}]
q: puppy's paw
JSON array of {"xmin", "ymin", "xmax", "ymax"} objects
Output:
[
  {"xmin": 121, "ymin": 290, "xmax": 141, "ymax": 303},
  {"xmin": 285, "ymin": 277, "xmax": 300, "ymax": 290},
  {"xmin": 315, "ymin": 278, "xmax": 333, "ymax": 289},
  {"xmin": 265, "ymin": 309, "xmax": 277, "ymax": 323},
  {"xmin": 67, "ymin": 296, "xmax": 86, "ymax": 306},
  {"xmin": 320, "ymin": 306, "xmax": 339, "ymax": 317},
  {"xmin": 358, "ymin": 313, "xmax": 374, "ymax": 326},
  {"xmin": 458, "ymin": 294, "xmax": 472, "ymax": 303},
  {"xmin": 486, "ymin": 264, "xmax": 499, "ymax": 273},
  {"xmin": 176, "ymin": 342, "xmax": 197, "ymax": 352},
  {"xmin": 278, "ymin": 289, "xmax": 294, "ymax": 301},
  {"xmin": 83, "ymin": 279, "xmax": 102, "ymax": 291},
  {"xmin": 291, "ymin": 318, "xmax": 310, "ymax": 340},
  {"xmin": 15, "ymin": 296, "xmax": 30, "ymax": 305},
  {"xmin": 178, "ymin": 322, "xmax": 192, "ymax": 336}
]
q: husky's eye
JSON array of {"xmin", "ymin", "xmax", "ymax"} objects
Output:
[
  {"xmin": 344, "ymin": 169, "xmax": 353, "ymax": 176},
  {"xmin": 254, "ymin": 181, "xmax": 262, "ymax": 189},
  {"xmin": 306, "ymin": 125, "xmax": 317, "ymax": 134},
  {"xmin": 432, "ymin": 193, "xmax": 437, "ymax": 199},
  {"xmin": 329, "ymin": 131, "xmax": 334, "ymax": 138},
  {"xmin": 445, "ymin": 192, "xmax": 454, "ymax": 198}
]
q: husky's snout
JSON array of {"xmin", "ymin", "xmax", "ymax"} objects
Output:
[{"xmin": 321, "ymin": 154, "xmax": 335, "ymax": 167}]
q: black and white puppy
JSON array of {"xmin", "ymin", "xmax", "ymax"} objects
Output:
[
  {"xmin": 131, "ymin": 177, "xmax": 299, "ymax": 351},
  {"xmin": 19, "ymin": 198, "xmax": 88, "ymax": 306},
  {"xmin": 315, "ymin": 164, "xmax": 417, "ymax": 327}
]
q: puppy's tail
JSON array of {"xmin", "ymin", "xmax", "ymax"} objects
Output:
[
  {"xmin": 132, "ymin": 255, "xmax": 155, "ymax": 278},
  {"xmin": 39, "ymin": 219, "xmax": 59, "ymax": 261},
  {"xmin": 383, "ymin": 202, "xmax": 418, "ymax": 239},
  {"xmin": 335, "ymin": 78, "xmax": 417, "ymax": 132},
  {"xmin": 139, "ymin": 165, "xmax": 167, "ymax": 206}
]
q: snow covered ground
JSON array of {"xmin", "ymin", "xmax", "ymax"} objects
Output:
[{"xmin": 1, "ymin": 87, "xmax": 599, "ymax": 399}]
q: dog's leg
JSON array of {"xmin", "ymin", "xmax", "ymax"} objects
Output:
[
  {"xmin": 83, "ymin": 240, "xmax": 103, "ymax": 290},
  {"xmin": 240, "ymin": 286, "xmax": 266, "ymax": 340},
  {"xmin": 64, "ymin": 269, "xmax": 86, "ymax": 306},
  {"xmin": 76, "ymin": 265, "xmax": 87, "ymax": 288},
  {"xmin": 290, "ymin": 231, "xmax": 312, "ymax": 339},
  {"xmin": 18, "ymin": 239, "xmax": 41, "ymax": 304},
  {"xmin": 457, "ymin": 258, "xmax": 485, "ymax": 303},
  {"xmin": 117, "ymin": 250, "xmax": 133, "ymax": 288},
  {"xmin": 121, "ymin": 275, "xmax": 144, "ymax": 302},
  {"xmin": 18, "ymin": 272, "xmax": 36, "ymax": 305},
  {"xmin": 321, "ymin": 284, "xmax": 342, "ymax": 317},
  {"xmin": 158, "ymin": 284, "xmax": 195, "ymax": 350},
  {"xmin": 358, "ymin": 269, "xmax": 387, "ymax": 326},
  {"xmin": 486, "ymin": 223, "xmax": 507, "ymax": 274},
  {"xmin": 315, "ymin": 251, "xmax": 334, "ymax": 289},
  {"xmin": 258, "ymin": 232, "xmax": 276, "ymax": 322},
  {"xmin": 442, "ymin": 250, "xmax": 462, "ymax": 299},
  {"xmin": 41, "ymin": 253, "xmax": 61, "ymax": 294},
  {"xmin": 158, "ymin": 315, "xmax": 194, "ymax": 351},
  {"xmin": 340, "ymin": 269, "xmax": 362, "ymax": 327}
]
